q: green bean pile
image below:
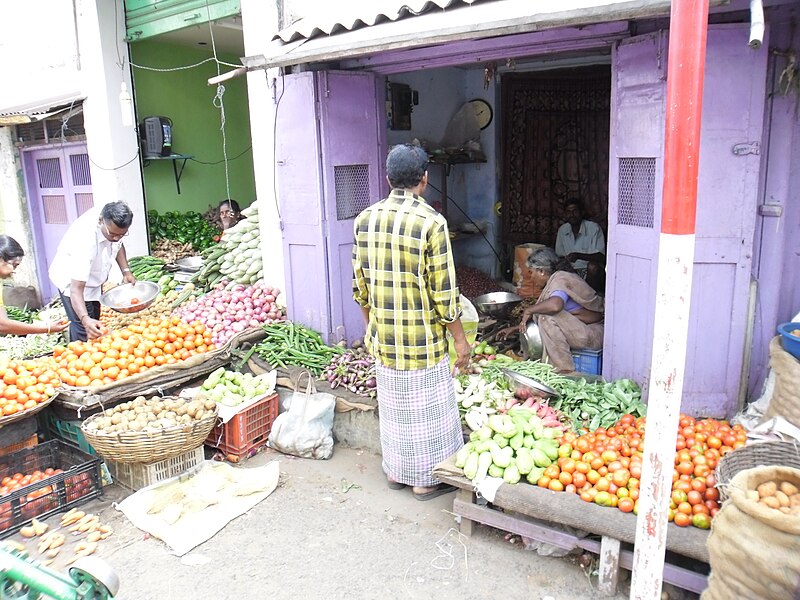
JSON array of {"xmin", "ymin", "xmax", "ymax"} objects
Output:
[{"xmin": 249, "ymin": 322, "xmax": 345, "ymax": 375}]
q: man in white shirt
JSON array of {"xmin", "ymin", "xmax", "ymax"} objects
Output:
[
  {"xmin": 554, "ymin": 199, "xmax": 606, "ymax": 293},
  {"xmin": 49, "ymin": 202, "xmax": 136, "ymax": 341}
]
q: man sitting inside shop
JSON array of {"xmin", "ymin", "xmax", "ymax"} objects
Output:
[{"xmin": 555, "ymin": 198, "xmax": 606, "ymax": 294}]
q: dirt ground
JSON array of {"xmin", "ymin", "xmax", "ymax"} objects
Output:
[{"xmin": 9, "ymin": 445, "xmax": 698, "ymax": 600}]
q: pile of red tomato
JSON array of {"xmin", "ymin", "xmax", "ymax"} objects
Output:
[
  {"xmin": 536, "ymin": 414, "xmax": 747, "ymax": 529},
  {"xmin": 0, "ymin": 468, "xmax": 94, "ymax": 530}
]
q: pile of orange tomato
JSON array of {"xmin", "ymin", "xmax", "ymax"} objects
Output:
[
  {"xmin": 0, "ymin": 360, "xmax": 60, "ymax": 416},
  {"xmin": 53, "ymin": 316, "xmax": 215, "ymax": 387},
  {"xmin": 536, "ymin": 414, "xmax": 747, "ymax": 529}
]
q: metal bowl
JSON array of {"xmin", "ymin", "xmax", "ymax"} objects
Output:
[
  {"xmin": 472, "ymin": 291, "xmax": 523, "ymax": 320},
  {"xmin": 175, "ymin": 256, "xmax": 204, "ymax": 272},
  {"xmin": 520, "ymin": 321, "xmax": 543, "ymax": 360},
  {"xmin": 502, "ymin": 368, "xmax": 559, "ymax": 398},
  {"xmin": 100, "ymin": 281, "xmax": 161, "ymax": 314}
]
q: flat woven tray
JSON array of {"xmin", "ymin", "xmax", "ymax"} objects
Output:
[
  {"xmin": 0, "ymin": 394, "xmax": 56, "ymax": 429},
  {"xmin": 81, "ymin": 400, "xmax": 218, "ymax": 464},
  {"xmin": 716, "ymin": 439, "xmax": 800, "ymax": 502}
]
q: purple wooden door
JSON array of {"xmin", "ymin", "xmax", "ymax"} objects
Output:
[
  {"xmin": 23, "ymin": 144, "xmax": 93, "ymax": 301},
  {"xmin": 606, "ymin": 25, "xmax": 767, "ymax": 418},
  {"xmin": 276, "ymin": 71, "xmax": 381, "ymax": 343},
  {"xmin": 317, "ymin": 71, "xmax": 382, "ymax": 344},
  {"xmin": 275, "ymin": 73, "xmax": 329, "ymax": 335}
]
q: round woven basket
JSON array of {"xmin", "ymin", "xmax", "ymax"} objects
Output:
[
  {"xmin": 715, "ymin": 439, "xmax": 800, "ymax": 502},
  {"xmin": 81, "ymin": 404, "xmax": 218, "ymax": 464}
]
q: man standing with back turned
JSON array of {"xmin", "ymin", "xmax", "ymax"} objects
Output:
[{"xmin": 352, "ymin": 144, "xmax": 470, "ymax": 501}]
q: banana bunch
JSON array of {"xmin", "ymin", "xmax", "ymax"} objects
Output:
[{"xmin": 193, "ymin": 202, "xmax": 263, "ymax": 290}]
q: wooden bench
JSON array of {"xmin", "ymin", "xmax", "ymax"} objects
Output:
[{"xmin": 434, "ymin": 458, "xmax": 709, "ymax": 595}]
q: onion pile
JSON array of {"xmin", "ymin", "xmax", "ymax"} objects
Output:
[
  {"xmin": 177, "ymin": 281, "xmax": 284, "ymax": 346},
  {"xmin": 321, "ymin": 344, "xmax": 377, "ymax": 399},
  {"xmin": 456, "ymin": 266, "xmax": 504, "ymax": 300}
]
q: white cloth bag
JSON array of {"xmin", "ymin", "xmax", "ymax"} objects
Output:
[{"xmin": 268, "ymin": 370, "xmax": 335, "ymax": 459}]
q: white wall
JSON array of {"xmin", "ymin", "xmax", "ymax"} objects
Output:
[
  {"xmin": 0, "ymin": 0, "xmax": 147, "ymax": 297},
  {"xmin": 384, "ymin": 66, "xmax": 503, "ymax": 277}
]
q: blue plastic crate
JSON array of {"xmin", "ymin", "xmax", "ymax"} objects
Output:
[{"xmin": 572, "ymin": 348, "xmax": 602, "ymax": 375}]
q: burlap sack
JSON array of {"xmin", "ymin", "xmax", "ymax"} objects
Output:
[
  {"xmin": 512, "ymin": 243, "xmax": 546, "ymax": 298},
  {"xmin": 702, "ymin": 466, "xmax": 800, "ymax": 600},
  {"xmin": 766, "ymin": 336, "xmax": 800, "ymax": 428}
]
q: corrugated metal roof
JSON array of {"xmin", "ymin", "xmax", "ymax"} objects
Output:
[
  {"xmin": 249, "ymin": 0, "xmax": 717, "ymax": 72},
  {"xmin": 274, "ymin": 0, "xmax": 483, "ymax": 42},
  {"xmin": 0, "ymin": 94, "xmax": 84, "ymax": 124}
]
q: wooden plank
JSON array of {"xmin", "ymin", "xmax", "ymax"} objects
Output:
[
  {"xmin": 599, "ymin": 536, "xmax": 621, "ymax": 596},
  {"xmin": 452, "ymin": 497, "xmax": 708, "ymax": 594},
  {"xmin": 434, "ymin": 457, "xmax": 709, "ymax": 562},
  {"xmin": 456, "ymin": 488, "xmax": 473, "ymax": 537}
]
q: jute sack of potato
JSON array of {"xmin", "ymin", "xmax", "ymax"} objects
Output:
[
  {"xmin": 702, "ymin": 465, "xmax": 800, "ymax": 600},
  {"xmin": 766, "ymin": 336, "xmax": 800, "ymax": 428}
]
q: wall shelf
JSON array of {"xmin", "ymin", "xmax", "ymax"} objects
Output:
[
  {"xmin": 428, "ymin": 153, "xmax": 486, "ymax": 219},
  {"xmin": 143, "ymin": 154, "xmax": 193, "ymax": 194}
]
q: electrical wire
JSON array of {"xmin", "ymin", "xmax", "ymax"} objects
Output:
[
  {"xmin": 190, "ymin": 145, "xmax": 252, "ymax": 165},
  {"xmin": 205, "ymin": 0, "xmax": 231, "ymax": 201},
  {"xmin": 425, "ymin": 181, "xmax": 504, "ymax": 265}
]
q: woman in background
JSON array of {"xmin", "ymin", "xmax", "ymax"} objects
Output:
[
  {"xmin": 0, "ymin": 235, "xmax": 67, "ymax": 336},
  {"xmin": 218, "ymin": 199, "xmax": 242, "ymax": 231}
]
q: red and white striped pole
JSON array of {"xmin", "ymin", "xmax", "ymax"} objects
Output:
[{"xmin": 630, "ymin": 0, "xmax": 709, "ymax": 598}]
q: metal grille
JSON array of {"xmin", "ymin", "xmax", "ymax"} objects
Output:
[
  {"xmin": 617, "ymin": 158, "xmax": 655, "ymax": 228},
  {"xmin": 335, "ymin": 164, "xmax": 371, "ymax": 221},
  {"xmin": 36, "ymin": 158, "xmax": 63, "ymax": 189},
  {"xmin": 75, "ymin": 193, "xmax": 94, "ymax": 216},
  {"xmin": 42, "ymin": 195, "xmax": 68, "ymax": 224},
  {"xmin": 70, "ymin": 153, "xmax": 91, "ymax": 186},
  {"xmin": 15, "ymin": 112, "xmax": 85, "ymax": 143}
]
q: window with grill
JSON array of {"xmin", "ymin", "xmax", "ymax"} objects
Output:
[
  {"xmin": 70, "ymin": 154, "xmax": 91, "ymax": 186},
  {"xmin": 617, "ymin": 158, "xmax": 655, "ymax": 228},
  {"xmin": 335, "ymin": 164, "xmax": 371, "ymax": 221}
]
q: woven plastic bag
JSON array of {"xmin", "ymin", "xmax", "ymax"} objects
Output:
[
  {"xmin": 268, "ymin": 370, "xmax": 335, "ymax": 459},
  {"xmin": 766, "ymin": 336, "xmax": 800, "ymax": 428},
  {"xmin": 702, "ymin": 465, "xmax": 800, "ymax": 600}
]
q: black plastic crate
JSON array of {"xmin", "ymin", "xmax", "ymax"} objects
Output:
[{"xmin": 0, "ymin": 440, "xmax": 102, "ymax": 538}]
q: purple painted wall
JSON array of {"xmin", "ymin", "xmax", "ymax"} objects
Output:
[{"xmin": 748, "ymin": 7, "xmax": 800, "ymax": 398}]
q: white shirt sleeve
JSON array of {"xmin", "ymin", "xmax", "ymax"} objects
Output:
[
  {"xmin": 588, "ymin": 222, "xmax": 606, "ymax": 255},
  {"xmin": 555, "ymin": 224, "xmax": 570, "ymax": 257}
]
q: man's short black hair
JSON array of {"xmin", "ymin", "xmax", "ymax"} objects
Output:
[
  {"xmin": 565, "ymin": 198, "xmax": 584, "ymax": 211},
  {"xmin": 100, "ymin": 202, "xmax": 134, "ymax": 228},
  {"xmin": 386, "ymin": 144, "xmax": 429, "ymax": 190}
]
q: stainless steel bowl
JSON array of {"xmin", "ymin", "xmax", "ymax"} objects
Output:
[
  {"xmin": 100, "ymin": 281, "xmax": 161, "ymax": 314},
  {"xmin": 502, "ymin": 368, "xmax": 559, "ymax": 398},
  {"xmin": 520, "ymin": 321, "xmax": 544, "ymax": 360},
  {"xmin": 175, "ymin": 256, "xmax": 204, "ymax": 272},
  {"xmin": 472, "ymin": 291, "xmax": 523, "ymax": 320}
]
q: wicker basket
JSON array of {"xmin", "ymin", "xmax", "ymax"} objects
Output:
[
  {"xmin": 715, "ymin": 439, "xmax": 800, "ymax": 502},
  {"xmin": 80, "ymin": 403, "xmax": 218, "ymax": 464}
]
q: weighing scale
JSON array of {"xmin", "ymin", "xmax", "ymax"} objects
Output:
[{"xmin": 0, "ymin": 547, "xmax": 119, "ymax": 600}]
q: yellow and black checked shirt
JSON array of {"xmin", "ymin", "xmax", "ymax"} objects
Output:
[{"xmin": 352, "ymin": 189, "xmax": 462, "ymax": 371}]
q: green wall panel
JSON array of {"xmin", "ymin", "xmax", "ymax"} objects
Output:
[
  {"xmin": 131, "ymin": 40, "xmax": 255, "ymax": 215},
  {"xmin": 125, "ymin": 0, "xmax": 240, "ymax": 42}
]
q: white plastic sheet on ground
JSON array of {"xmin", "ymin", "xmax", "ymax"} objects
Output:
[{"xmin": 116, "ymin": 460, "xmax": 280, "ymax": 556}]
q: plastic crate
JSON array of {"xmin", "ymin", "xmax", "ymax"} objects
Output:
[
  {"xmin": 40, "ymin": 412, "xmax": 97, "ymax": 456},
  {"xmin": 206, "ymin": 393, "xmax": 278, "ymax": 457},
  {"xmin": 0, "ymin": 440, "xmax": 102, "ymax": 537},
  {"xmin": 572, "ymin": 348, "xmax": 603, "ymax": 375},
  {"xmin": 106, "ymin": 446, "xmax": 205, "ymax": 491},
  {"xmin": 0, "ymin": 435, "xmax": 37, "ymax": 458}
]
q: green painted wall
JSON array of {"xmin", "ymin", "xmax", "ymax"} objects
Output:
[{"xmin": 131, "ymin": 40, "xmax": 254, "ymax": 215}]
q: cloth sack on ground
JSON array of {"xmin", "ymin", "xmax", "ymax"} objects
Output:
[
  {"xmin": 268, "ymin": 370, "xmax": 335, "ymax": 459},
  {"xmin": 703, "ymin": 465, "xmax": 800, "ymax": 600},
  {"xmin": 116, "ymin": 460, "xmax": 280, "ymax": 556},
  {"xmin": 765, "ymin": 336, "xmax": 800, "ymax": 428}
]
